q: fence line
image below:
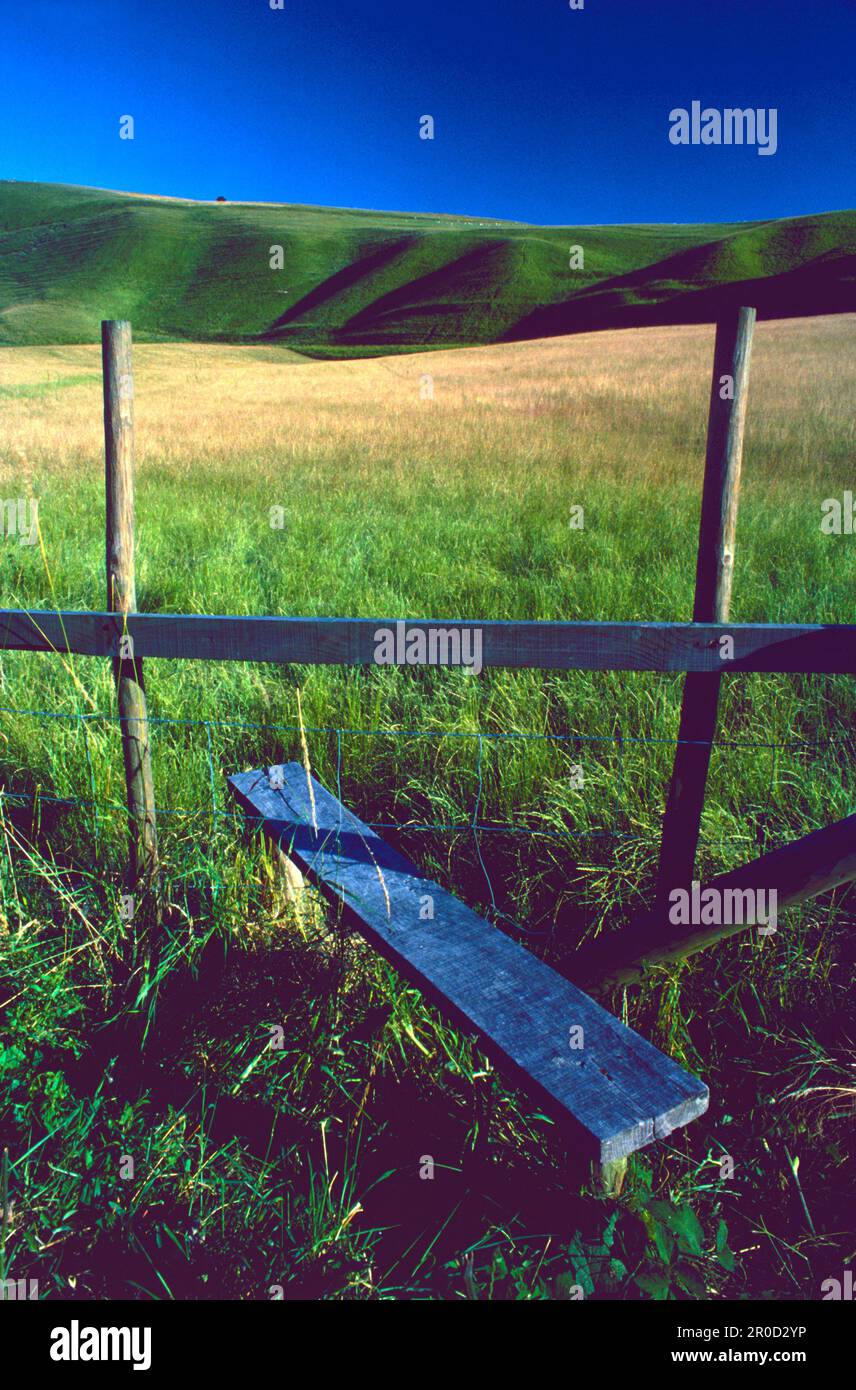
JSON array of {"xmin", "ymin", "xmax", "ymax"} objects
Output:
[
  {"xmin": 0, "ymin": 703, "xmax": 838, "ymax": 844},
  {"xmin": 0, "ymin": 707, "xmax": 811, "ymax": 944},
  {"xmin": 2, "ymin": 609, "xmax": 856, "ymax": 672},
  {"xmin": 2, "ymin": 313, "xmax": 853, "ymax": 957},
  {"xmin": 0, "ymin": 702, "xmax": 831, "ymax": 748}
]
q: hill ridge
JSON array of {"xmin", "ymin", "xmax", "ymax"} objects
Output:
[{"xmin": 1, "ymin": 181, "xmax": 853, "ymax": 355}]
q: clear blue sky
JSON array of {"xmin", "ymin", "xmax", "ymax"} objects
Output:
[{"xmin": 2, "ymin": 0, "xmax": 853, "ymax": 223}]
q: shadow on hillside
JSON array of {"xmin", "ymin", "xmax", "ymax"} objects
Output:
[
  {"xmin": 506, "ymin": 255, "xmax": 856, "ymax": 341},
  {"xmin": 262, "ymin": 236, "xmax": 419, "ymax": 337}
]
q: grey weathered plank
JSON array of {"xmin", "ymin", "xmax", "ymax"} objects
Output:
[
  {"xmin": 229, "ymin": 762, "xmax": 709, "ymax": 1163},
  {"xmin": 0, "ymin": 610, "xmax": 854, "ymax": 673}
]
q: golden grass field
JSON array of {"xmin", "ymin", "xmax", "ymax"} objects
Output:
[{"xmin": 2, "ymin": 314, "xmax": 854, "ymax": 497}]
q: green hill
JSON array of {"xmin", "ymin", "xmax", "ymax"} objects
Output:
[{"xmin": 1, "ymin": 181, "xmax": 854, "ymax": 355}]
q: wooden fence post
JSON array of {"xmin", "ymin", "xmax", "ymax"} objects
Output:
[
  {"xmin": 101, "ymin": 321, "xmax": 160, "ymax": 950},
  {"xmin": 656, "ymin": 307, "xmax": 756, "ymax": 903}
]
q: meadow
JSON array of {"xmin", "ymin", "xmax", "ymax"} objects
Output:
[{"xmin": 0, "ymin": 315, "xmax": 853, "ymax": 1299}]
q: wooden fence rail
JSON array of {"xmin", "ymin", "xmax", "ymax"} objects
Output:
[
  {"xmin": 1, "ymin": 610, "xmax": 855, "ymax": 673},
  {"xmin": 577, "ymin": 810, "xmax": 856, "ymax": 991}
]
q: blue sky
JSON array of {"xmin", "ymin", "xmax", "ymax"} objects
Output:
[{"xmin": 2, "ymin": 0, "xmax": 853, "ymax": 223}]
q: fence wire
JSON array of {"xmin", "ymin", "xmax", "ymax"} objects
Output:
[
  {"xmin": 0, "ymin": 701, "xmax": 815, "ymax": 832},
  {"xmin": 0, "ymin": 702, "xmax": 850, "ymax": 943}
]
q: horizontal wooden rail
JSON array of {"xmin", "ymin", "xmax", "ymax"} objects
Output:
[
  {"xmin": 0, "ymin": 610, "xmax": 855, "ymax": 673},
  {"xmin": 576, "ymin": 811, "xmax": 856, "ymax": 991}
]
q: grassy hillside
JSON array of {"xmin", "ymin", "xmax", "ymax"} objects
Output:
[{"xmin": 1, "ymin": 181, "xmax": 854, "ymax": 355}]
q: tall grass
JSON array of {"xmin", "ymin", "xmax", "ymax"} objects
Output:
[{"xmin": 0, "ymin": 317, "xmax": 853, "ymax": 1299}]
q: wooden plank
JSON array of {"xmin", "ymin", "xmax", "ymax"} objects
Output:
[
  {"xmin": 577, "ymin": 811, "xmax": 856, "ymax": 991},
  {"xmin": 228, "ymin": 762, "xmax": 709, "ymax": 1163},
  {"xmin": 101, "ymin": 320, "xmax": 159, "ymax": 905},
  {"xmin": 0, "ymin": 610, "xmax": 854, "ymax": 673},
  {"xmin": 657, "ymin": 308, "xmax": 756, "ymax": 902}
]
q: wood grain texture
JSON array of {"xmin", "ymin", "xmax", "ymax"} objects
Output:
[
  {"xmin": 694, "ymin": 307, "xmax": 756, "ymax": 623},
  {"xmin": 0, "ymin": 610, "xmax": 853, "ymax": 672},
  {"xmin": 578, "ymin": 811, "xmax": 856, "ymax": 991},
  {"xmin": 102, "ymin": 320, "xmax": 137, "ymax": 616},
  {"xmin": 657, "ymin": 308, "xmax": 757, "ymax": 900},
  {"xmin": 229, "ymin": 762, "xmax": 709, "ymax": 1163},
  {"xmin": 102, "ymin": 320, "xmax": 159, "ymax": 898}
]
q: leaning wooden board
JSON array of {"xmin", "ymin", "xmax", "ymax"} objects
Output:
[{"xmin": 229, "ymin": 763, "xmax": 709, "ymax": 1164}]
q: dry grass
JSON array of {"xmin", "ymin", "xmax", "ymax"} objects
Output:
[{"xmin": 2, "ymin": 315, "xmax": 854, "ymax": 496}]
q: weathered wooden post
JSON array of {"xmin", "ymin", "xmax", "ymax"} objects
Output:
[
  {"xmin": 656, "ymin": 307, "xmax": 756, "ymax": 904},
  {"xmin": 101, "ymin": 321, "xmax": 160, "ymax": 953}
]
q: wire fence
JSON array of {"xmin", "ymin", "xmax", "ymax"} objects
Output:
[
  {"xmin": 0, "ymin": 702, "xmax": 852, "ymax": 945},
  {"xmin": 0, "ymin": 701, "xmax": 823, "ymax": 832},
  {"xmin": 2, "ymin": 702, "xmax": 844, "ymax": 892}
]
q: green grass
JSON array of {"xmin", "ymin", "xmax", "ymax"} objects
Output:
[
  {"xmin": 0, "ymin": 322, "xmax": 853, "ymax": 1300},
  {"xmin": 1, "ymin": 180, "xmax": 854, "ymax": 354},
  {"xmin": 0, "ymin": 374, "xmax": 99, "ymax": 399}
]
